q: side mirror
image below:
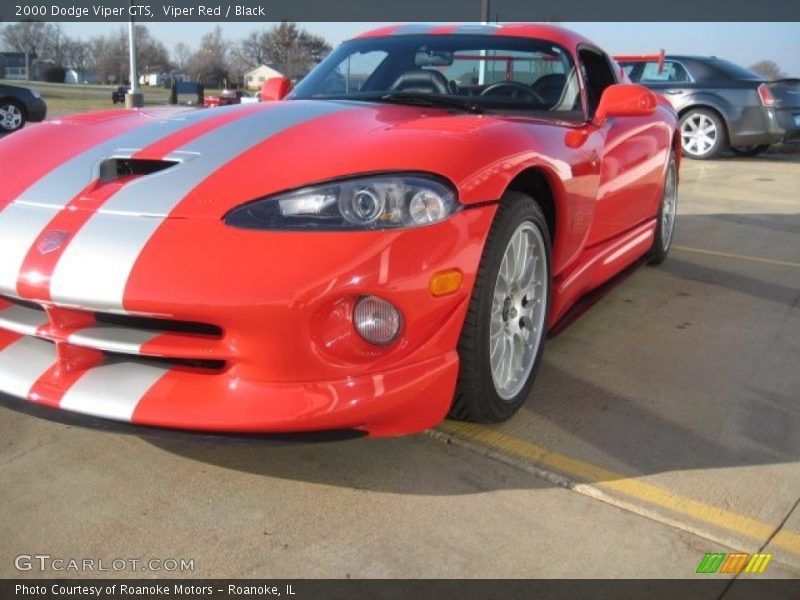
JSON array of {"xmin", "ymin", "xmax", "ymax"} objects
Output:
[
  {"xmin": 260, "ymin": 77, "xmax": 293, "ymax": 102},
  {"xmin": 593, "ymin": 84, "xmax": 657, "ymax": 125}
]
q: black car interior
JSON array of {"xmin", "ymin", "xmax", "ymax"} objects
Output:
[{"xmin": 295, "ymin": 34, "xmax": 588, "ymax": 117}]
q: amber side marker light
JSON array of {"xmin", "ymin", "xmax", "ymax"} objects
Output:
[{"xmin": 429, "ymin": 269, "xmax": 463, "ymax": 297}]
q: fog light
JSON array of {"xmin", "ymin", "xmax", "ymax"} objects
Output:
[{"xmin": 353, "ymin": 296, "xmax": 402, "ymax": 345}]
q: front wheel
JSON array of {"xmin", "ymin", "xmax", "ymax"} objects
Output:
[
  {"xmin": 0, "ymin": 100, "xmax": 25, "ymax": 133},
  {"xmin": 450, "ymin": 192, "xmax": 552, "ymax": 423},
  {"xmin": 649, "ymin": 153, "xmax": 678, "ymax": 265},
  {"xmin": 730, "ymin": 144, "xmax": 770, "ymax": 157},
  {"xmin": 679, "ymin": 108, "xmax": 726, "ymax": 160}
]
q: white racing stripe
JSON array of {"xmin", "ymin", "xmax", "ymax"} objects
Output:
[
  {"xmin": 67, "ymin": 324, "xmax": 161, "ymax": 355},
  {"xmin": 0, "ymin": 337, "xmax": 56, "ymax": 399},
  {"xmin": 0, "ymin": 204, "xmax": 59, "ymax": 295},
  {"xmin": 59, "ymin": 361, "xmax": 170, "ymax": 421},
  {"xmin": 0, "ymin": 304, "xmax": 49, "ymax": 336},
  {"xmin": 15, "ymin": 107, "xmax": 233, "ymax": 210},
  {"xmin": 0, "ymin": 106, "xmax": 249, "ymax": 296},
  {"xmin": 50, "ymin": 101, "xmax": 353, "ymax": 312}
]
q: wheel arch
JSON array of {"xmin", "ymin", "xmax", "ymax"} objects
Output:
[
  {"xmin": 504, "ymin": 167, "xmax": 557, "ymax": 246},
  {"xmin": 0, "ymin": 96, "xmax": 28, "ymax": 118},
  {"xmin": 678, "ymin": 103, "xmax": 730, "ymax": 139}
]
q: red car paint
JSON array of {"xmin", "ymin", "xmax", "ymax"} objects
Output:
[{"xmin": 0, "ymin": 24, "xmax": 678, "ymax": 436}]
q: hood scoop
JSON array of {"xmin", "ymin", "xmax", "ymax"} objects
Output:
[{"xmin": 98, "ymin": 158, "xmax": 179, "ymax": 184}]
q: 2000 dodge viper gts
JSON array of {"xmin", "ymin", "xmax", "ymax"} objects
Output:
[{"xmin": 0, "ymin": 24, "xmax": 679, "ymax": 436}]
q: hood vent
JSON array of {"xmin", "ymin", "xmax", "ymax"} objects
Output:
[{"xmin": 99, "ymin": 158, "xmax": 178, "ymax": 184}]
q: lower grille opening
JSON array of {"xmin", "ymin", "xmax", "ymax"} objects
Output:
[
  {"xmin": 1, "ymin": 294, "xmax": 45, "ymax": 311},
  {"xmin": 94, "ymin": 313, "xmax": 223, "ymax": 337},
  {"xmin": 103, "ymin": 350, "xmax": 226, "ymax": 372}
]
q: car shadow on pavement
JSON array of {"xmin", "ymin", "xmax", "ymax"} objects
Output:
[
  {"xmin": 714, "ymin": 150, "xmax": 800, "ymax": 164},
  {"xmin": 135, "ymin": 212, "xmax": 800, "ymax": 494},
  {"xmin": 3, "ymin": 210, "xmax": 796, "ymax": 495}
]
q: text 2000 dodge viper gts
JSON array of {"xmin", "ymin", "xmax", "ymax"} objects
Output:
[{"xmin": 0, "ymin": 24, "xmax": 679, "ymax": 436}]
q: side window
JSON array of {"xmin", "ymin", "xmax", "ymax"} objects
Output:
[
  {"xmin": 578, "ymin": 48, "xmax": 617, "ymax": 117},
  {"xmin": 640, "ymin": 61, "xmax": 690, "ymax": 83},
  {"xmin": 316, "ymin": 50, "xmax": 388, "ymax": 95}
]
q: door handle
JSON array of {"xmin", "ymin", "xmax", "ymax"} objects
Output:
[{"xmin": 664, "ymin": 89, "xmax": 683, "ymax": 95}]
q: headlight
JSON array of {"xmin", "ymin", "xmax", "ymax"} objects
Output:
[
  {"xmin": 224, "ymin": 173, "xmax": 458, "ymax": 231},
  {"xmin": 30, "ymin": 88, "xmax": 41, "ymax": 99}
]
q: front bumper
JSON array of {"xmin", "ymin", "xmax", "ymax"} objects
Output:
[{"xmin": 0, "ymin": 205, "xmax": 496, "ymax": 436}]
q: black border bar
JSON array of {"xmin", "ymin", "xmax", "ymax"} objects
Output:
[
  {"xmin": 1, "ymin": 0, "xmax": 799, "ymax": 22},
  {"xmin": 3, "ymin": 579, "xmax": 800, "ymax": 600}
]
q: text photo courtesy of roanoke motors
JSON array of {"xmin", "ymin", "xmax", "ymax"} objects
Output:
[{"xmin": 0, "ymin": 0, "xmax": 799, "ymax": 598}]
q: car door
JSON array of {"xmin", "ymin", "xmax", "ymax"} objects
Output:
[
  {"xmin": 634, "ymin": 59, "xmax": 695, "ymax": 114},
  {"xmin": 581, "ymin": 47, "xmax": 670, "ymax": 246}
]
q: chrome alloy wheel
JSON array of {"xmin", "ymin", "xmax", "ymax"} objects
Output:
[
  {"xmin": 661, "ymin": 160, "xmax": 678, "ymax": 251},
  {"xmin": 490, "ymin": 221, "xmax": 548, "ymax": 400},
  {"xmin": 680, "ymin": 113, "xmax": 717, "ymax": 157},
  {"xmin": 0, "ymin": 104, "xmax": 23, "ymax": 131}
]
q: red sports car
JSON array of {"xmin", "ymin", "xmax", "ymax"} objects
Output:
[{"xmin": 0, "ymin": 24, "xmax": 679, "ymax": 436}]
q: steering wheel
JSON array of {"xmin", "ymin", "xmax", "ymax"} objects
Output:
[{"xmin": 480, "ymin": 81, "xmax": 545, "ymax": 103}]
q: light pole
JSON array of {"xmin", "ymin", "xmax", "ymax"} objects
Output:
[
  {"xmin": 478, "ymin": 0, "xmax": 491, "ymax": 85},
  {"xmin": 125, "ymin": 6, "xmax": 144, "ymax": 108}
]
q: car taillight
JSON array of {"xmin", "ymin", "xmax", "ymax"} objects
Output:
[{"xmin": 758, "ymin": 83, "xmax": 775, "ymax": 107}]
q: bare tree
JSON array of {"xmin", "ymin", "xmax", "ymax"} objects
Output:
[
  {"xmin": 86, "ymin": 28, "xmax": 128, "ymax": 84},
  {"xmin": 64, "ymin": 39, "xmax": 91, "ymax": 82},
  {"xmin": 82, "ymin": 25, "xmax": 167, "ymax": 85},
  {"xmin": 186, "ymin": 26, "xmax": 229, "ymax": 87},
  {"xmin": 2, "ymin": 22, "xmax": 47, "ymax": 57},
  {"xmin": 239, "ymin": 30, "xmax": 269, "ymax": 67},
  {"xmin": 48, "ymin": 24, "xmax": 69, "ymax": 66},
  {"xmin": 749, "ymin": 60, "xmax": 786, "ymax": 81},
  {"xmin": 237, "ymin": 22, "xmax": 332, "ymax": 80},
  {"xmin": 136, "ymin": 25, "xmax": 170, "ymax": 75},
  {"xmin": 2, "ymin": 22, "xmax": 57, "ymax": 64},
  {"xmin": 173, "ymin": 42, "xmax": 192, "ymax": 72}
]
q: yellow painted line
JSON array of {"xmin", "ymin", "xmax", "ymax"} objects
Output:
[
  {"xmin": 438, "ymin": 421, "xmax": 800, "ymax": 555},
  {"xmin": 673, "ymin": 245, "xmax": 800, "ymax": 269}
]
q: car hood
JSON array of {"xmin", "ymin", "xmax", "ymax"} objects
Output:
[{"xmin": 0, "ymin": 100, "xmax": 507, "ymax": 220}]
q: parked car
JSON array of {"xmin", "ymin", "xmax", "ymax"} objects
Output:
[
  {"xmin": 0, "ymin": 84, "xmax": 47, "ymax": 133},
  {"xmin": 203, "ymin": 89, "xmax": 252, "ymax": 108},
  {"xmin": 111, "ymin": 86, "xmax": 126, "ymax": 104},
  {"xmin": 617, "ymin": 54, "xmax": 800, "ymax": 159},
  {"xmin": 0, "ymin": 24, "xmax": 679, "ymax": 436}
]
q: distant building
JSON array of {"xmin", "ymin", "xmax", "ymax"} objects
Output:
[
  {"xmin": 139, "ymin": 73, "xmax": 167, "ymax": 87},
  {"xmin": 64, "ymin": 69, "xmax": 101, "ymax": 85},
  {"xmin": 244, "ymin": 64, "xmax": 285, "ymax": 90},
  {"xmin": 0, "ymin": 52, "xmax": 30, "ymax": 80}
]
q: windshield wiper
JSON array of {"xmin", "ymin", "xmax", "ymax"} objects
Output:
[{"xmin": 361, "ymin": 92, "xmax": 483, "ymax": 113}]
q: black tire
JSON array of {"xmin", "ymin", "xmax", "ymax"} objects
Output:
[
  {"xmin": 0, "ymin": 99, "xmax": 26, "ymax": 133},
  {"xmin": 450, "ymin": 192, "xmax": 552, "ymax": 423},
  {"xmin": 679, "ymin": 108, "xmax": 727, "ymax": 160},
  {"xmin": 730, "ymin": 144, "xmax": 770, "ymax": 157},
  {"xmin": 649, "ymin": 153, "xmax": 678, "ymax": 265}
]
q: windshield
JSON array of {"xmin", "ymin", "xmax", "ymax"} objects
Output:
[{"xmin": 292, "ymin": 34, "xmax": 582, "ymax": 117}]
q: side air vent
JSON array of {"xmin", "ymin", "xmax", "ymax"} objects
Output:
[{"xmin": 98, "ymin": 158, "xmax": 178, "ymax": 183}]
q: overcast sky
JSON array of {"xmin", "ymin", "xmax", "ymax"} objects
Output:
[{"xmin": 56, "ymin": 22, "xmax": 800, "ymax": 75}]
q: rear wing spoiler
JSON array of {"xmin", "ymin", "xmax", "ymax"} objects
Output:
[{"xmin": 612, "ymin": 49, "xmax": 666, "ymax": 77}]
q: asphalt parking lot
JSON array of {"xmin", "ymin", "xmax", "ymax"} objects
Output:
[{"xmin": 1, "ymin": 146, "xmax": 799, "ymax": 585}]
